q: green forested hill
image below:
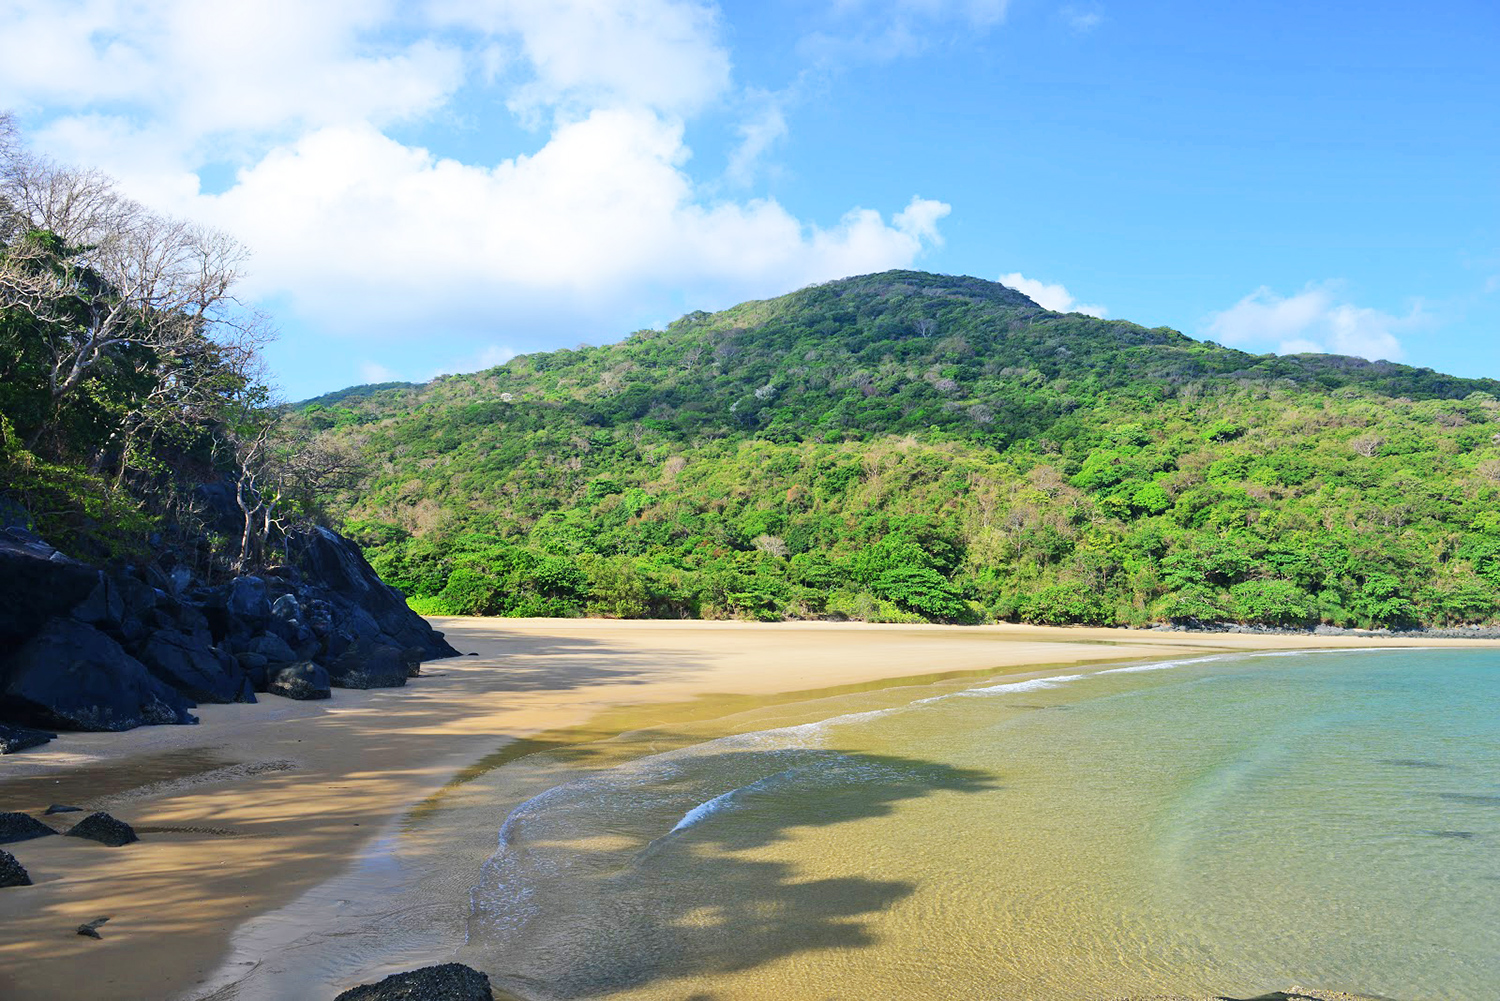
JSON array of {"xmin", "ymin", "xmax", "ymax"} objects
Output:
[{"xmin": 299, "ymin": 270, "xmax": 1500, "ymax": 628}]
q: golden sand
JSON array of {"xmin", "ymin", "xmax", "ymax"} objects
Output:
[{"xmin": 0, "ymin": 619, "xmax": 1491, "ymax": 1001}]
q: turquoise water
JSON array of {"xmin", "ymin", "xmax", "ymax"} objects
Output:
[{"xmin": 460, "ymin": 650, "xmax": 1500, "ymax": 1000}]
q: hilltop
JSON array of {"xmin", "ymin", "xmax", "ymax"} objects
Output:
[{"xmin": 295, "ymin": 271, "xmax": 1500, "ymax": 628}]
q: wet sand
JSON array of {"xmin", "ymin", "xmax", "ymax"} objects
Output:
[{"xmin": 0, "ymin": 619, "xmax": 1491, "ymax": 1001}]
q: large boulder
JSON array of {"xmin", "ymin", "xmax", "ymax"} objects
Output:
[
  {"xmin": 135, "ymin": 630, "xmax": 255, "ymax": 704},
  {"xmin": 327, "ymin": 636, "xmax": 410, "ymax": 690},
  {"xmin": 0, "ymin": 722, "xmax": 55, "ymax": 754},
  {"xmin": 227, "ymin": 576, "xmax": 271, "ymax": 627},
  {"xmin": 268, "ymin": 662, "xmax": 330, "ymax": 701},
  {"xmin": 0, "ymin": 531, "xmax": 101, "ymax": 646},
  {"xmin": 246, "ymin": 633, "xmax": 298, "ymax": 666},
  {"xmin": 0, "ymin": 849, "xmax": 30, "ymax": 887},
  {"xmin": 292, "ymin": 528, "xmax": 458, "ymax": 661},
  {"xmin": 0, "ymin": 619, "xmax": 198, "ymax": 731},
  {"xmin": 0, "ymin": 812, "xmax": 55, "ymax": 845},
  {"xmin": 333, "ymin": 963, "xmax": 493, "ymax": 1001},
  {"xmin": 65, "ymin": 812, "xmax": 138, "ymax": 847}
]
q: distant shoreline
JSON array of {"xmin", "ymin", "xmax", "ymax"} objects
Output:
[{"xmin": 1, "ymin": 619, "xmax": 1492, "ymax": 1001}]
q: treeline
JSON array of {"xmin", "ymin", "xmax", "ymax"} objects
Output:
[{"xmin": 296, "ymin": 272, "xmax": 1500, "ymax": 630}]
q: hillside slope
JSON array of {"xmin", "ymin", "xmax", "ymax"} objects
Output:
[{"xmin": 298, "ymin": 271, "xmax": 1500, "ymax": 628}]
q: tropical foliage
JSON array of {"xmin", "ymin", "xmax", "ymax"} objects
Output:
[{"xmin": 296, "ymin": 271, "xmax": 1500, "ymax": 628}]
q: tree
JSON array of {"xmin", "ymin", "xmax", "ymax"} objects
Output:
[{"xmin": 1, "ymin": 137, "xmax": 260, "ymax": 429}]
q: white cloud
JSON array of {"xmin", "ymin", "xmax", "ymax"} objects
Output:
[
  {"xmin": 830, "ymin": 0, "xmax": 1009, "ymax": 27},
  {"xmin": 1, "ymin": 0, "xmax": 952, "ymax": 361},
  {"xmin": 2, "ymin": 1, "xmax": 464, "ymax": 144},
  {"xmin": 998, "ymin": 272, "xmax": 1107, "ymax": 317},
  {"xmin": 807, "ymin": 0, "xmax": 1010, "ymax": 61},
  {"xmin": 1060, "ymin": 5, "xmax": 1103, "ymax": 32},
  {"xmin": 359, "ymin": 361, "xmax": 399, "ymax": 383},
  {"xmin": 433, "ymin": 0, "xmax": 731, "ymax": 119},
  {"xmin": 436, "ymin": 344, "xmax": 520, "ymax": 378},
  {"xmin": 190, "ymin": 113, "xmax": 948, "ymax": 335},
  {"xmin": 1204, "ymin": 284, "xmax": 1416, "ymax": 361},
  {"xmin": 726, "ymin": 94, "xmax": 789, "ymax": 187}
]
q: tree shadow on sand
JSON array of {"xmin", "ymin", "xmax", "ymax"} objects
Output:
[{"xmin": 461, "ymin": 746, "xmax": 998, "ymax": 1000}]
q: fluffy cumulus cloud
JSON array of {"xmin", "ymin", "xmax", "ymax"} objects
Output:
[
  {"xmin": 1204, "ymin": 284, "xmax": 1416, "ymax": 361},
  {"xmin": 0, "ymin": 0, "xmax": 951, "ymax": 364},
  {"xmin": 998, "ymin": 272, "xmax": 1106, "ymax": 317}
]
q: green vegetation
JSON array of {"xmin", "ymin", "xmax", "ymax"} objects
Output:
[
  {"xmin": 0, "ymin": 117, "xmax": 306, "ymax": 573},
  {"xmin": 293, "ymin": 270, "xmax": 1500, "ymax": 629}
]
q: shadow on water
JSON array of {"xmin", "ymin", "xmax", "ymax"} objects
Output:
[
  {"xmin": 406, "ymin": 653, "xmax": 1053, "ymax": 827},
  {"xmin": 471, "ymin": 745, "xmax": 998, "ymax": 1000}
]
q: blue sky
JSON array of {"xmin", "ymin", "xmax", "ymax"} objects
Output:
[{"xmin": 3, "ymin": 0, "xmax": 1496, "ymax": 399}]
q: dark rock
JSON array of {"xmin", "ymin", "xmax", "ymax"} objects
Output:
[
  {"xmin": 115, "ymin": 575, "xmax": 160, "ymax": 619},
  {"xmin": 76, "ymin": 916, "xmax": 108, "ymax": 938},
  {"xmin": 272, "ymin": 593, "xmax": 301, "ymax": 621},
  {"xmin": 44, "ymin": 805, "xmax": 82, "ymax": 815},
  {"xmin": 0, "ymin": 619, "xmax": 198, "ymax": 731},
  {"xmin": 136, "ymin": 630, "xmax": 256, "ymax": 704},
  {"xmin": 247, "ymin": 633, "xmax": 298, "ymax": 666},
  {"xmin": 227, "ymin": 576, "xmax": 270, "ymax": 625},
  {"xmin": 327, "ymin": 637, "xmax": 409, "ymax": 690},
  {"xmin": 71, "ymin": 575, "xmax": 125, "ymax": 628},
  {"xmin": 0, "ymin": 535, "xmax": 100, "ymax": 646},
  {"xmin": 333, "ymin": 963, "xmax": 493, "ymax": 1001},
  {"xmin": 0, "ymin": 848, "xmax": 30, "ymax": 887},
  {"xmin": 291, "ymin": 527, "xmax": 457, "ymax": 662},
  {"xmin": 268, "ymin": 662, "xmax": 331, "ymax": 701},
  {"xmin": 400, "ymin": 647, "xmax": 425, "ymax": 678},
  {"xmin": 0, "ymin": 812, "xmax": 55, "ymax": 845},
  {"xmin": 0, "ymin": 722, "xmax": 55, "ymax": 753},
  {"xmin": 65, "ymin": 812, "xmax": 138, "ymax": 846}
]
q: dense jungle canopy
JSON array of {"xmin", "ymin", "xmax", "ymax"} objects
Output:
[{"xmin": 289, "ymin": 270, "xmax": 1500, "ymax": 629}]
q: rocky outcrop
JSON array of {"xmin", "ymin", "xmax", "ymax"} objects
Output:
[
  {"xmin": 0, "ymin": 849, "xmax": 30, "ymax": 887},
  {"xmin": 0, "ymin": 722, "xmax": 55, "ymax": 754},
  {"xmin": 0, "ymin": 812, "xmax": 56, "ymax": 845},
  {"xmin": 65, "ymin": 812, "xmax": 138, "ymax": 847},
  {"xmin": 334, "ymin": 963, "xmax": 494, "ymax": 1001},
  {"xmin": 0, "ymin": 524, "xmax": 459, "ymax": 742},
  {"xmin": 0, "ymin": 618, "xmax": 198, "ymax": 731}
]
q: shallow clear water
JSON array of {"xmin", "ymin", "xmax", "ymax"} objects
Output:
[{"xmin": 458, "ymin": 650, "xmax": 1500, "ymax": 1000}]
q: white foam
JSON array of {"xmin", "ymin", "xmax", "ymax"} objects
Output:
[{"xmin": 669, "ymin": 787, "xmax": 740, "ymax": 833}]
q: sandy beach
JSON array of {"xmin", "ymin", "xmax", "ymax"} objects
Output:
[{"xmin": 1, "ymin": 619, "xmax": 1494, "ymax": 1001}]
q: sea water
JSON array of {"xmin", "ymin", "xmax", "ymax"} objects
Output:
[{"xmin": 456, "ymin": 650, "xmax": 1500, "ymax": 1000}]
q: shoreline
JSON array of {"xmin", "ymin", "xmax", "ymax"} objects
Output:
[{"xmin": 1, "ymin": 619, "xmax": 1494, "ymax": 1001}]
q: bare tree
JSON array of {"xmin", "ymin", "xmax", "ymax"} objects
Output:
[{"xmin": 0, "ymin": 137, "xmax": 257, "ymax": 416}]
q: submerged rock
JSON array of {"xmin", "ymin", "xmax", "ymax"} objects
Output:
[
  {"xmin": 65, "ymin": 812, "xmax": 138, "ymax": 847},
  {"xmin": 0, "ymin": 812, "xmax": 56, "ymax": 845},
  {"xmin": 334, "ymin": 963, "xmax": 493, "ymax": 1001},
  {"xmin": 0, "ymin": 849, "xmax": 31, "ymax": 887}
]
